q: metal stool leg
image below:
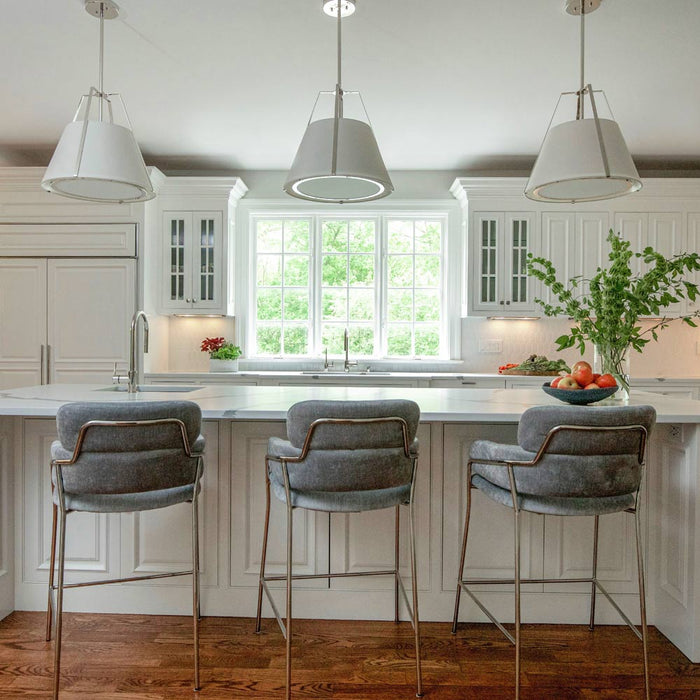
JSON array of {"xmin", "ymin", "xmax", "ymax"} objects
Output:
[
  {"xmin": 513, "ymin": 506, "xmax": 522, "ymax": 700},
  {"xmin": 255, "ymin": 469, "xmax": 272, "ymax": 633},
  {"xmin": 634, "ymin": 507, "xmax": 651, "ymax": 700},
  {"xmin": 46, "ymin": 503, "xmax": 58, "ymax": 642},
  {"xmin": 51, "ymin": 508, "xmax": 67, "ymax": 700},
  {"xmin": 452, "ymin": 464, "xmax": 473, "ymax": 634},
  {"xmin": 589, "ymin": 514, "xmax": 600, "ymax": 630},
  {"xmin": 394, "ymin": 505, "xmax": 400, "ymax": 623},
  {"xmin": 408, "ymin": 497, "xmax": 423, "ymax": 697},
  {"xmin": 192, "ymin": 488, "xmax": 201, "ymax": 691},
  {"xmin": 285, "ymin": 498, "xmax": 293, "ymax": 700}
]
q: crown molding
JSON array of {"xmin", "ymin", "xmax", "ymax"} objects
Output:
[{"xmin": 155, "ymin": 175, "xmax": 248, "ymax": 202}]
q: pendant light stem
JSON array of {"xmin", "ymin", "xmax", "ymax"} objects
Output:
[
  {"xmin": 331, "ymin": 0, "xmax": 343, "ymax": 176},
  {"xmin": 577, "ymin": 1, "xmax": 585, "ymax": 119},
  {"xmin": 98, "ymin": 2, "xmax": 105, "ymax": 120}
]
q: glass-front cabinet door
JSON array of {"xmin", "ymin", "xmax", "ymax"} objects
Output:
[
  {"xmin": 162, "ymin": 211, "xmax": 223, "ymax": 313},
  {"xmin": 471, "ymin": 212, "xmax": 537, "ymax": 315}
]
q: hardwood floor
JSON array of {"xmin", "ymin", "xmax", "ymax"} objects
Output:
[{"xmin": 0, "ymin": 612, "xmax": 698, "ymax": 698}]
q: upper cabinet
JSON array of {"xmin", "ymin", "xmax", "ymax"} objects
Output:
[
  {"xmin": 452, "ymin": 178, "xmax": 700, "ymax": 319},
  {"xmin": 470, "ymin": 212, "xmax": 538, "ymax": 315},
  {"xmin": 152, "ymin": 176, "xmax": 248, "ymax": 315}
]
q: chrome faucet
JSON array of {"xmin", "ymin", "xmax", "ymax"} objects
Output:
[
  {"xmin": 128, "ymin": 310, "xmax": 149, "ymax": 393},
  {"xmin": 343, "ymin": 328, "xmax": 357, "ymax": 372}
]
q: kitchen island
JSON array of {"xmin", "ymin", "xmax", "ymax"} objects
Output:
[{"xmin": 1, "ymin": 384, "xmax": 699, "ymax": 660}]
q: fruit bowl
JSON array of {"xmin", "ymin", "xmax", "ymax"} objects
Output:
[{"xmin": 541, "ymin": 382, "xmax": 618, "ymax": 405}]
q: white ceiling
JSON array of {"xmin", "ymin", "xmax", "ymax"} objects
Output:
[{"xmin": 2, "ymin": 0, "xmax": 699, "ymax": 174}]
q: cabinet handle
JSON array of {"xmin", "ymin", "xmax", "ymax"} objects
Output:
[
  {"xmin": 461, "ymin": 381, "xmax": 477, "ymax": 385},
  {"xmin": 46, "ymin": 344, "xmax": 51, "ymax": 384},
  {"xmin": 40, "ymin": 344, "xmax": 45, "ymax": 385}
]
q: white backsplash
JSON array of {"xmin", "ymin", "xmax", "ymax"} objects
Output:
[{"xmin": 152, "ymin": 315, "xmax": 700, "ymax": 378}]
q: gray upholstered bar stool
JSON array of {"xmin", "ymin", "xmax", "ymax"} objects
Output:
[
  {"xmin": 46, "ymin": 401, "xmax": 205, "ymax": 700},
  {"xmin": 255, "ymin": 399, "xmax": 423, "ymax": 699},
  {"xmin": 452, "ymin": 404, "xmax": 656, "ymax": 700}
]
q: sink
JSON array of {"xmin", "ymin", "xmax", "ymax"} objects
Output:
[
  {"xmin": 96, "ymin": 385, "xmax": 201, "ymax": 393},
  {"xmin": 300, "ymin": 370, "xmax": 391, "ymax": 376}
]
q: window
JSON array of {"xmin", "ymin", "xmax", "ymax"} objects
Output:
[{"xmin": 250, "ymin": 214, "xmax": 446, "ymax": 359}]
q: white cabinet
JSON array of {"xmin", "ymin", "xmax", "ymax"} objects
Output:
[
  {"xmin": 154, "ymin": 177, "xmax": 247, "ymax": 316},
  {"xmin": 539, "ymin": 211, "xmax": 610, "ymax": 308},
  {"xmin": 615, "ymin": 212, "xmax": 684, "ymax": 316},
  {"xmin": 470, "ymin": 212, "xmax": 538, "ymax": 316},
  {"xmin": 0, "ymin": 258, "xmax": 136, "ymax": 389},
  {"xmin": 687, "ymin": 212, "xmax": 700, "ymax": 314},
  {"xmin": 161, "ymin": 211, "xmax": 224, "ymax": 313}
]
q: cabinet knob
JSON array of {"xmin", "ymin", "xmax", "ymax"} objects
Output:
[
  {"xmin": 193, "ymin": 299, "xmax": 197, "ymax": 303},
  {"xmin": 506, "ymin": 300, "xmax": 511, "ymax": 305},
  {"xmin": 499, "ymin": 300, "xmax": 505, "ymax": 305},
  {"xmin": 186, "ymin": 298, "xmax": 192, "ymax": 303}
]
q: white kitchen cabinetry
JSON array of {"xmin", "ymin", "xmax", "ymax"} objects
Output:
[
  {"xmin": 539, "ymin": 211, "xmax": 610, "ymax": 308},
  {"xmin": 155, "ymin": 177, "xmax": 247, "ymax": 316},
  {"xmin": 0, "ymin": 258, "xmax": 135, "ymax": 389},
  {"xmin": 615, "ymin": 212, "xmax": 684, "ymax": 315},
  {"xmin": 687, "ymin": 212, "xmax": 700, "ymax": 314},
  {"xmin": 469, "ymin": 212, "xmax": 538, "ymax": 316}
]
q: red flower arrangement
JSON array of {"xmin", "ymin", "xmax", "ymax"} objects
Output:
[{"xmin": 201, "ymin": 337, "xmax": 226, "ymax": 354}]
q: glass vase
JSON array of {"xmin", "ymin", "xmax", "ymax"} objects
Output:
[{"xmin": 593, "ymin": 343, "xmax": 630, "ymax": 402}]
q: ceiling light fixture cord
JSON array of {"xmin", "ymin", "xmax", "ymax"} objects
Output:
[
  {"xmin": 331, "ymin": 0, "xmax": 343, "ymax": 176},
  {"xmin": 577, "ymin": 0, "xmax": 585, "ymax": 119},
  {"xmin": 98, "ymin": 1, "xmax": 105, "ymax": 120}
]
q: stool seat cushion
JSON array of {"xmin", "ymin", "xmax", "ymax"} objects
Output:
[
  {"xmin": 471, "ymin": 474, "xmax": 636, "ymax": 516},
  {"xmin": 54, "ymin": 483, "xmax": 199, "ymax": 513}
]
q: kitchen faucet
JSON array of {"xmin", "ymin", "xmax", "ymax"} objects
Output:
[
  {"xmin": 343, "ymin": 328, "xmax": 357, "ymax": 372},
  {"xmin": 128, "ymin": 310, "xmax": 149, "ymax": 393}
]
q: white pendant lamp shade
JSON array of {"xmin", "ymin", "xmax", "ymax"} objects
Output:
[
  {"xmin": 285, "ymin": 0, "xmax": 392, "ymax": 203},
  {"xmin": 43, "ymin": 118, "xmax": 154, "ymax": 203},
  {"xmin": 284, "ymin": 116, "xmax": 393, "ymax": 203},
  {"xmin": 525, "ymin": 117, "xmax": 641, "ymax": 203},
  {"xmin": 42, "ymin": 1, "xmax": 154, "ymax": 204},
  {"xmin": 525, "ymin": 0, "xmax": 641, "ymax": 203}
]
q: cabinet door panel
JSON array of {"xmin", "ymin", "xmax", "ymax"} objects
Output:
[
  {"xmin": 120, "ymin": 421, "xmax": 219, "ymax": 588},
  {"xmin": 572, "ymin": 213, "xmax": 610, "ymax": 297},
  {"xmin": 162, "ymin": 213, "xmax": 192, "ymax": 312},
  {"xmin": 48, "ymin": 259, "xmax": 135, "ymax": 384},
  {"xmin": 191, "ymin": 212, "xmax": 223, "ymax": 311},
  {"xmin": 540, "ymin": 213, "xmax": 574, "ymax": 310},
  {"xmin": 328, "ymin": 424, "xmax": 431, "ymax": 591},
  {"xmin": 442, "ymin": 424, "xmax": 543, "ymax": 594},
  {"xmin": 688, "ymin": 213, "xmax": 700, "ymax": 314},
  {"xmin": 22, "ymin": 419, "xmax": 115, "ymax": 586},
  {"xmin": 0, "ymin": 259, "xmax": 46, "ymax": 389},
  {"xmin": 229, "ymin": 422, "xmax": 329, "ymax": 588},
  {"xmin": 504, "ymin": 213, "xmax": 537, "ymax": 313},
  {"xmin": 471, "ymin": 213, "xmax": 502, "ymax": 313}
]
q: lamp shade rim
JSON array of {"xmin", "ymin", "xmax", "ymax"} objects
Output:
[
  {"xmin": 283, "ymin": 174, "xmax": 392, "ymax": 203},
  {"xmin": 524, "ymin": 175, "xmax": 643, "ymax": 203},
  {"xmin": 41, "ymin": 175, "xmax": 156, "ymax": 203}
]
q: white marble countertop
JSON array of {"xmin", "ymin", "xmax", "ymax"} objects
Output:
[{"xmin": 1, "ymin": 384, "xmax": 699, "ymax": 422}]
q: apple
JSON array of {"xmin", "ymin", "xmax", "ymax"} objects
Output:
[
  {"xmin": 584, "ymin": 382, "xmax": 600, "ymax": 390},
  {"xmin": 557, "ymin": 375, "xmax": 581, "ymax": 390},
  {"xmin": 550, "ymin": 376, "xmax": 562, "ymax": 387},
  {"xmin": 597, "ymin": 373, "xmax": 617, "ymax": 388},
  {"xmin": 572, "ymin": 365, "xmax": 594, "ymax": 387},
  {"xmin": 592, "ymin": 373, "xmax": 601, "ymax": 383},
  {"xmin": 572, "ymin": 360, "xmax": 592, "ymax": 373}
]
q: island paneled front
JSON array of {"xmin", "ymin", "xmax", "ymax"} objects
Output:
[{"xmin": 1, "ymin": 384, "xmax": 699, "ymax": 660}]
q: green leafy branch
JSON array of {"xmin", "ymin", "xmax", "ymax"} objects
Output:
[{"xmin": 526, "ymin": 229, "xmax": 700, "ymax": 355}]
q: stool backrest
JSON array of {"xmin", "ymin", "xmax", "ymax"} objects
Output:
[
  {"xmin": 514, "ymin": 404, "xmax": 656, "ymax": 498},
  {"xmin": 54, "ymin": 401, "xmax": 203, "ymax": 495},
  {"xmin": 283, "ymin": 399, "xmax": 420, "ymax": 492}
]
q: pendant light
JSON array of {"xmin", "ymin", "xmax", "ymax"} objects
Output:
[
  {"xmin": 524, "ymin": 0, "xmax": 641, "ymax": 203},
  {"xmin": 42, "ymin": 1, "xmax": 154, "ymax": 203},
  {"xmin": 284, "ymin": 0, "xmax": 393, "ymax": 203}
]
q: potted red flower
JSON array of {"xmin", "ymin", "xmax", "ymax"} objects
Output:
[{"xmin": 201, "ymin": 337, "xmax": 242, "ymax": 372}]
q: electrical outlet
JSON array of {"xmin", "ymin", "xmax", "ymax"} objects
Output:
[{"xmin": 479, "ymin": 339, "xmax": 503, "ymax": 353}]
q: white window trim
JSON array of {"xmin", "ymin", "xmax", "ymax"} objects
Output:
[{"xmin": 234, "ymin": 200, "xmax": 463, "ymax": 367}]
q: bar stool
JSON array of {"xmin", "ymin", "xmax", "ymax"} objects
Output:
[
  {"xmin": 255, "ymin": 399, "xmax": 423, "ymax": 699},
  {"xmin": 46, "ymin": 401, "xmax": 205, "ymax": 699},
  {"xmin": 452, "ymin": 404, "xmax": 656, "ymax": 699}
]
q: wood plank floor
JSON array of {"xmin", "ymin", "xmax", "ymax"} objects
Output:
[{"xmin": 0, "ymin": 612, "xmax": 698, "ymax": 698}]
